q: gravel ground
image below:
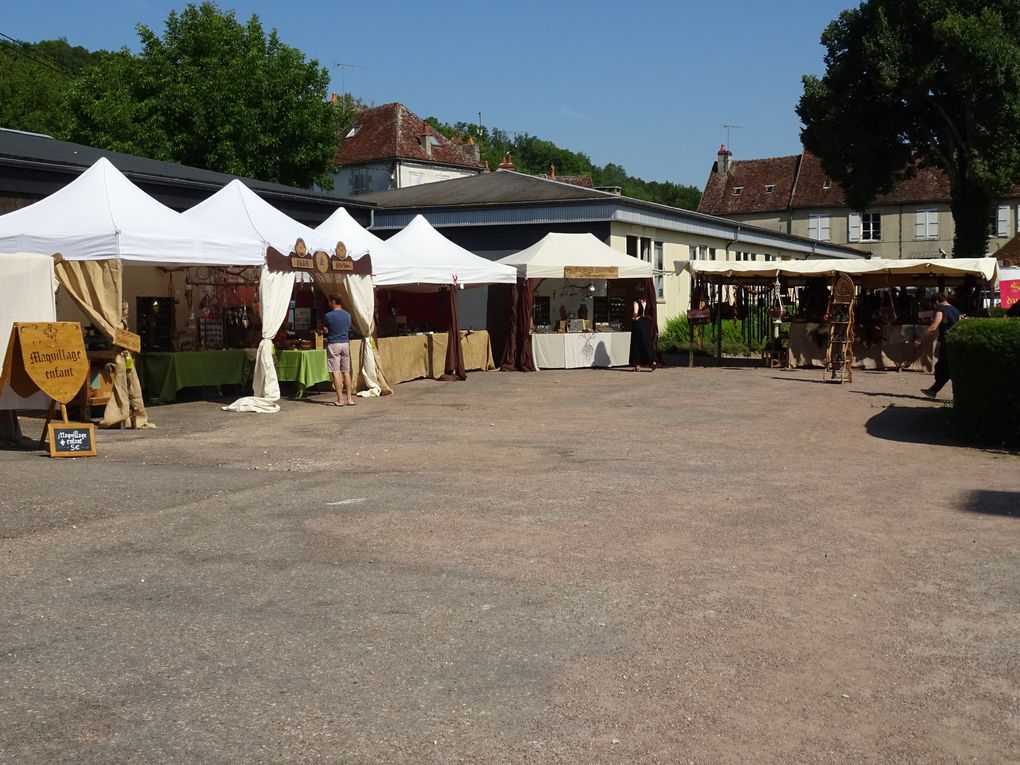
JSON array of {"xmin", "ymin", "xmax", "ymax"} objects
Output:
[{"xmin": 1, "ymin": 362, "xmax": 1018, "ymax": 764}]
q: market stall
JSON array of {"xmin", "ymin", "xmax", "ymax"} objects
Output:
[
  {"xmin": 375, "ymin": 215, "xmax": 515, "ymax": 381},
  {"xmin": 0, "ymin": 158, "xmax": 264, "ymax": 428},
  {"xmin": 677, "ymin": 257, "xmax": 999, "ymax": 370},
  {"xmin": 183, "ymin": 181, "xmax": 380, "ymax": 409},
  {"xmin": 496, "ymin": 233, "xmax": 654, "ymax": 370}
]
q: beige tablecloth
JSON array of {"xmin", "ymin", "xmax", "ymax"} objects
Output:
[
  {"xmin": 788, "ymin": 323, "xmax": 935, "ymax": 371},
  {"xmin": 375, "ymin": 335, "xmax": 431, "ymax": 385},
  {"xmin": 429, "ymin": 330, "xmax": 495, "ymax": 377}
]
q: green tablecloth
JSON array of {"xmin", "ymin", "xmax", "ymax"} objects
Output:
[
  {"xmin": 275, "ymin": 349, "xmax": 331, "ymax": 398},
  {"xmin": 139, "ymin": 349, "xmax": 253, "ymax": 404}
]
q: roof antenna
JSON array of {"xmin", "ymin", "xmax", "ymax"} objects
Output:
[
  {"xmin": 722, "ymin": 123, "xmax": 742, "ymax": 150},
  {"xmin": 333, "ymin": 62, "xmax": 365, "ymax": 95}
]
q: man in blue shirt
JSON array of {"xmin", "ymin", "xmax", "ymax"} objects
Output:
[
  {"xmin": 914, "ymin": 292, "xmax": 962, "ymax": 399},
  {"xmin": 322, "ymin": 295, "xmax": 355, "ymax": 406}
]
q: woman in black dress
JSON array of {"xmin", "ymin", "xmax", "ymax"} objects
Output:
[{"xmin": 630, "ymin": 285, "xmax": 656, "ymax": 371}]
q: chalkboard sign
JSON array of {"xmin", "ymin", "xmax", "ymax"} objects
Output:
[{"xmin": 47, "ymin": 422, "xmax": 97, "ymax": 458}]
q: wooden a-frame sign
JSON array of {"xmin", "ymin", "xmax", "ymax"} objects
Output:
[{"xmin": 0, "ymin": 322, "xmax": 97, "ymax": 457}]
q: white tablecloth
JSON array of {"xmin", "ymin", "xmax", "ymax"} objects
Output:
[{"xmin": 531, "ymin": 332, "xmax": 631, "ymax": 370}]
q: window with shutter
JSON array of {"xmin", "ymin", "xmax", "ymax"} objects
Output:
[
  {"xmin": 848, "ymin": 212, "xmax": 861, "ymax": 242},
  {"xmin": 997, "ymin": 205, "xmax": 1009, "ymax": 238},
  {"xmin": 808, "ymin": 213, "xmax": 830, "ymax": 241},
  {"xmin": 916, "ymin": 209, "xmax": 938, "ymax": 240}
]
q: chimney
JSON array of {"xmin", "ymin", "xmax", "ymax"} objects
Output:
[
  {"xmin": 498, "ymin": 152, "xmax": 515, "ymax": 171},
  {"xmin": 462, "ymin": 135, "xmax": 481, "ymax": 163},
  {"xmin": 717, "ymin": 144, "xmax": 733, "ymax": 176},
  {"xmin": 331, "ymin": 92, "xmax": 339, "ymax": 104},
  {"xmin": 550, "ymin": 163, "xmax": 556, "ymax": 179},
  {"xmin": 421, "ymin": 123, "xmax": 432, "ymax": 158}
]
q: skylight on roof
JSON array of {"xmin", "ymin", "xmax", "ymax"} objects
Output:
[
  {"xmin": 732, "ymin": 186, "xmax": 743, "ymax": 196},
  {"xmin": 823, "ymin": 178, "xmax": 832, "ymax": 189},
  {"xmin": 428, "ymin": 135, "xmax": 441, "ymax": 147},
  {"xmin": 764, "ymin": 184, "xmax": 775, "ymax": 193},
  {"xmin": 345, "ymin": 125, "xmax": 361, "ymax": 139}
]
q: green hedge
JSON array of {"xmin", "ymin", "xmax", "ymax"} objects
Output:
[{"xmin": 946, "ymin": 318, "xmax": 1020, "ymax": 447}]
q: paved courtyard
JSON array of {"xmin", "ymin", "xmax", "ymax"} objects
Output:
[{"xmin": 1, "ymin": 363, "xmax": 1018, "ymax": 763}]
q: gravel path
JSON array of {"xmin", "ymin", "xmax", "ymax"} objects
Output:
[{"xmin": 2, "ymin": 364, "xmax": 1017, "ymax": 763}]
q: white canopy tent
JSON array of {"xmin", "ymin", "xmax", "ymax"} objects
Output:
[
  {"xmin": 184, "ymin": 180, "xmax": 381, "ymax": 408},
  {"xmin": 0, "ymin": 157, "xmax": 264, "ymax": 267},
  {"xmin": 0, "ymin": 253, "xmax": 57, "ymax": 413},
  {"xmin": 498, "ymin": 232, "xmax": 653, "ymax": 279},
  {"xmin": 387, "ymin": 215, "xmax": 517, "ymax": 287},
  {"xmin": 0, "ymin": 158, "xmax": 264, "ymax": 428},
  {"xmin": 316, "ymin": 207, "xmax": 451, "ymax": 286}
]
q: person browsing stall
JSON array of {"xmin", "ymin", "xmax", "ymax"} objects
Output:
[
  {"xmin": 323, "ymin": 295, "xmax": 355, "ymax": 407},
  {"xmin": 914, "ymin": 292, "xmax": 961, "ymax": 399}
]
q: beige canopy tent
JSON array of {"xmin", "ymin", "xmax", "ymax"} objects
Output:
[
  {"xmin": 678, "ymin": 257, "xmax": 999, "ymax": 286},
  {"xmin": 676, "ymin": 256, "xmax": 1000, "ymax": 367}
]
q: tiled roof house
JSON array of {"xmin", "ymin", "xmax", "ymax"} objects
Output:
[
  {"xmin": 699, "ymin": 145, "xmax": 1019, "ymax": 259},
  {"xmin": 333, "ymin": 102, "xmax": 484, "ymax": 196}
]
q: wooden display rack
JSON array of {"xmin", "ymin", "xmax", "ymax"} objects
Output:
[{"xmin": 824, "ymin": 274, "xmax": 856, "ymax": 384}]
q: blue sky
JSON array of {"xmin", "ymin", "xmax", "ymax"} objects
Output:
[{"xmin": 6, "ymin": 0, "xmax": 856, "ymax": 188}]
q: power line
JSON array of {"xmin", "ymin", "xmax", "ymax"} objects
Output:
[{"xmin": 0, "ymin": 32, "xmax": 73, "ymax": 78}]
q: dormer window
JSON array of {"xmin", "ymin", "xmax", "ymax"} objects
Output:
[
  {"xmin": 823, "ymin": 178, "xmax": 832, "ymax": 189},
  {"xmin": 764, "ymin": 184, "xmax": 775, "ymax": 193},
  {"xmin": 345, "ymin": 125, "xmax": 361, "ymax": 139},
  {"xmin": 732, "ymin": 186, "xmax": 743, "ymax": 196}
]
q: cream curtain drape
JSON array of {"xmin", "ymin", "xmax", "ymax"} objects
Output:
[
  {"xmin": 53, "ymin": 256, "xmax": 154, "ymax": 429},
  {"xmin": 223, "ymin": 266, "xmax": 296, "ymax": 413},
  {"xmin": 312, "ymin": 272, "xmax": 391, "ymax": 396}
]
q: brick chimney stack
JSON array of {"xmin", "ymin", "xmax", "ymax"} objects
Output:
[
  {"xmin": 498, "ymin": 152, "xmax": 515, "ymax": 171},
  {"xmin": 717, "ymin": 144, "xmax": 733, "ymax": 176},
  {"xmin": 421, "ymin": 123, "xmax": 433, "ymax": 158}
]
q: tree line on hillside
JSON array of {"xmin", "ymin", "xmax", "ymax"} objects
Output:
[
  {"xmin": 426, "ymin": 118, "xmax": 701, "ymax": 209},
  {"xmin": 0, "ymin": 3, "xmax": 353, "ymax": 190}
]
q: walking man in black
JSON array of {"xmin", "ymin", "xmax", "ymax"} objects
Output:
[{"xmin": 914, "ymin": 293, "xmax": 962, "ymax": 399}]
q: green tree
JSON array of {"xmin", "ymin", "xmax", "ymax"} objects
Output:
[
  {"xmin": 798, "ymin": 0, "xmax": 1020, "ymax": 257},
  {"xmin": 67, "ymin": 2, "xmax": 342, "ymax": 189},
  {"xmin": 0, "ymin": 38, "xmax": 105, "ymax": 137}
]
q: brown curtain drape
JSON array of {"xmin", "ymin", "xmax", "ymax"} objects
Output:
[
  {"xmin": 499, "ymin": 278, "xmax": 537, "ymax": 372},
  {"xmin": 439, "ymin": 286, "xmax": 466, "ymax": 381},
  {"xmin": 53, "ymin": 257, "xmax": 154, "ymax": 429},
  {"xmin": 644, "ymin": 276, "xmax": 663, "ymax": 365}
]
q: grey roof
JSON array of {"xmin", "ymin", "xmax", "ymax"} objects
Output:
[
  {"xmin": 360, "ymin": 169, "xmax": 612, "ymax": 207},
  {"xmin": 0, "ymin": 128, "xmax": 372, "ymax": 212},
  {"xmin": 365, "ymin": 170, "xmax": 867, "ymax": 260}
]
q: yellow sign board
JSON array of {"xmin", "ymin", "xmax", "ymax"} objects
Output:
[
  {"xmin": 563, "ymin": 266, "xmax": 619, "ymax": 280},
  {"xmin": 1, "ymin": 322, "xmax": 90, "ymax": 404}
]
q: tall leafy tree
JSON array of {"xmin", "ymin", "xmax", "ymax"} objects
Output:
[
  {"xmin": 67, "ymin": 2, "xmax": 342, "ymax": 189},
  {"xmin": 798, "ymin": 0, "xmax": 1020, "ymax": 257}
]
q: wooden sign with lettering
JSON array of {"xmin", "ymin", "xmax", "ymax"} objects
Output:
[
  {"xmin": 47, "ymin": 422, "xmax": 97, "ymax": 458},
  {"xmin": 113, "ymin": 328, "xmax": 141, "ymax": 353},
  {"xmin": 1, "ymin": 322, "xmax": 89, "ymax": 404},
  {"xmin": 266, "ymin": 245, "xmax": 373, "ymax": 277},
  {"xmin": 563, "ymin": 266, "xmax": 619, "ymax": 280}
]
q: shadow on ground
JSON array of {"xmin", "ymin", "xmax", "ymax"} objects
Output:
[
  {"xmin": 961, "ymin": 490, "xmax": 1020, "ymax": 518},
  {"xmin": 864, "ymin": 404, "xmax": 958, "ymax": 447}
]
